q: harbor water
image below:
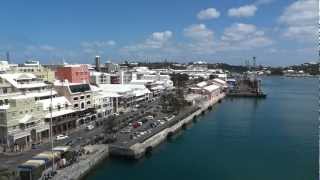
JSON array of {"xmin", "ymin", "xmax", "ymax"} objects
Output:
[{"xmin": 86, "ymin": 76, "xmax": 318, "ymax": 180}]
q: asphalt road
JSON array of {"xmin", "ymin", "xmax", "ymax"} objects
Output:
[{"xmin": 0, "ymin": 98, "xmax": 161, "ymax": 170}]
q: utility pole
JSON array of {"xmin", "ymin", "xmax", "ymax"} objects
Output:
[{"xmin": 50, "ymin": 84, "xmax": 55, "ymax": 174}]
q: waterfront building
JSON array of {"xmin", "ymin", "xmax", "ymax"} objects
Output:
[
  {"xmin": 98, "ymin": 84, "xmax": 151, "ymax": 112},
  {"xmin": 55, "ymin": 64, "xmax": 90, "ymax": 83},
  {"xmin": 188, "ymin": 80, "xmax": 223, "ymax": 103},
  {"xmin": 0, "ymin": 73, "xmax": 56, "ymax": 151},
  {"xmin": 37, "ymin": 96, "xmax": 76, "ymax": 136},
  {"xmin": 91, "ymin": 86, "xmax": 114, "ymax": 118},
  {"xmin": 54, "ymin": 80, "xmax": 96, "ymax": 125}
]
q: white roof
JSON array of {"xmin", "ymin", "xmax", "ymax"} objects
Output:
[
  {"xmin": 132, "ymin": 88, "xmax": 151, "ymax": 97},
  {"xmin": 213, "ymin": 78, "xmax": 227, "ymax": 85},
  {"xmin": 12, "ymin": 90, "xmax": 57, "ymax": 100},
  {"xmin": 151, "ymin": 85, "xmax": 165, "ymax": 90},
  {"xmin": 99, "ymin": 84, "xmax": 147, "ymax": 93},
  {"xmin": 90, "ymin": 85, "xmax": 101, "ymax": 92},
  {"xmin": 90, "ymin": 71, "xmax": 110, "ymax": 76},
  {"xmin": 97, "ymin": 92, "xmax": 122, "ymax": 98},
  {"xmin": 45, "ymin": 109, "xmax": 75, "ymax": 118},
  {"xmin": 53, "ymin": 146, "xmax": 70, "ymax": 152},
  {"xmin": 130, "ymin": 79, "xmax": 154, "ymax": 85},
  {"xmin": 196, "ymin": 81, "xmax": 207, "ymax": 88},
  {"xmin": 19, "ymin": 114, "xmax": 33, "ymax": 124},
  {"xmin": 203, "ymin": 84, "xmax": 220, "ymax": 92},
  {"xmin": 37, "ymin": 96, "xmax": 71, "ymax": 110},
  {"xmin": 0, "ymin": 73, "xmax": 47, "ymax": 89}
]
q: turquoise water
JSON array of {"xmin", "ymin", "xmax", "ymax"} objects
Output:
[{"xmin": 87, "ymin": 77, "xmax": 318, "ymax": 180}]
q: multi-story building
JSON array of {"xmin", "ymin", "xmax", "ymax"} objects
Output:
[
  {"xmin": 11, "ymin": 60, "xmax": 55, "ymax": 82},
  {"xmin": 90, "ymin": 71, "xmax": 111, "ymax": 85},
  {"xmin": 0, "ymin": 73, "xmax": 55, "ymax": 151},
  {"xmin": 55, "ymin": 64, "xmax": 90, "ymax": 83},
  {"xmin": 91, "ymin": 86, "xmax": 113, "ymax": 119},
  {"xmin": 37, "ymin": 96, "xmax": 77, "ymax": 136},
  {"xmin": 54, "ymin": 80, "xmax": 96, "ymax": 125}
]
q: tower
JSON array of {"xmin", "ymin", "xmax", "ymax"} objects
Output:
[{"xmin": 95, "ymin": 55, "xmax": 101, "ymax": 72}]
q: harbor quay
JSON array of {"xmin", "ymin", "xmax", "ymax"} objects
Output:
[
  {"xmin": 0, "ymin": 59, "xmax": 266, "ymax": 180},
  {"xmin": 109, "ymin": 93, "xmax": 225, "ymax": 159},
  {"xmin": 52, "ymin": 145, "xmax": 108, "ymax": 180},
  {"xmin": 53, "ymin": 93, "xmax": 226, "ymax": 180}
]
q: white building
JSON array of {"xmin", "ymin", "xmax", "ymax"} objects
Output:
[
  {"xmin": 90, "ymin": 71, "xmax": 111, "ymax": 85},
  {"xmin": 0, "ymin": 73, "xmax": 55, "ymax": 151}
]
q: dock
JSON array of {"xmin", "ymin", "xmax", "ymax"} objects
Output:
[{"xmin": 109, "ymin": 93, "xmax": 225, "ymax": 159}]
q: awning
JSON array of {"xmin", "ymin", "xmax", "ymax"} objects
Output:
[
  {"xmin": 19, "ymin": 114, "xmax": 32, "ymax": 124},
  {"xmin": 45, "ymin": 109, "xmax": 75, "ymax": 118}
]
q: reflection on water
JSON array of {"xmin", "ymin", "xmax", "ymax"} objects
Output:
[{"xmin": 87, "ymin": 77, "xmax": 317, "ymax": 180}]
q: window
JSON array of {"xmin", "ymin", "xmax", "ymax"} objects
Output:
[
  {"xmin": 73, "ymin": 97, "xmax": 79, "ymax": 101},
  {"xmin": 81, "ymin": 103, "xmax": 84, "ymax": 109},
  {"xmin": 57, "ymin": 105, "xmax": 61, "ymax": 110},
  {"xmin": 80, "ymin": 96, "xmax": 84, "ymax": 99},
  {"xmin": 86, "ymin": 95, "xmax": 90, "ymax": 98},
  {"xmin": 74, "ymin": 104, "xmax": 79, "ymax": 108},
  {"xmin": 4, "ymin": 99, "xmax": 8, "ymax": 104},
  {"xmin": 87, "ymin": 101, "xmax": 91, "ymax": 105}
]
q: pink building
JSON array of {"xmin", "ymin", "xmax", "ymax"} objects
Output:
[{"xmin": 55, "ymin": 65, "xmax": 90, "ymax": 83}]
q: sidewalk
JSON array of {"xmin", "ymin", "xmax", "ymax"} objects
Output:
[{"xmin": 52, "ymin": 144, "xmax": 109, "ymax": 180}]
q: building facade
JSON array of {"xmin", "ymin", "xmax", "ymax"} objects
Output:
[{"xmin": 55, "ymin": 65, "xmax": 90, "ymax": 83}]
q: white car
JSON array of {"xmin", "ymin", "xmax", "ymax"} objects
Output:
[
  {"xmin": 56, "ymin": 134, "xmax": 69, "ymax": 140},
  {"xmin": 86, "ymin": 125, "xmax": 95, "ymax": 131}
]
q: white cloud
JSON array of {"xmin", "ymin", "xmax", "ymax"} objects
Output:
[
  {"xmin": 278, "ymin": 0, "xmax": 317, "ymax": 41},
  {"xmin": 183, "ymin": 24, "xmax": 216, "ymax": 54},
  {"xmin": 197, "ymin": 8, "xmax": 220, "ymax": 20},
  {"xmin": 39, "ymin": 45, "xmax": 56, "ymax": 51},
  {"xmin": 228, "ymin": 5, "xmax": 258, "ymax": 17},
  {"xmin": 121, "ymin": 30, "xmax": 176, "ymax": 54},
  {"xmin": 221, "ymin": 23, "xmax": 272, "ymax": 50},
  {"xmin": 81, "ymin": 40, "xmax": 116, "ymax": 55}
]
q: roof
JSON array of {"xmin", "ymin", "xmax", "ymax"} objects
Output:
[
  {"xmin": 90, "ymin": 85, "xmax": 101, "ymax": 92},
  {"xmin": 196, "ymin": 81, "xmax": 207, "ymax": 88},
  {"xmin": 19, "ymin": 114, "xmax": 33, "ymax": 124},
  {"xmin": 37, "ymin": 96, "xmax": 71, "ymax": 110},
  {"xmin": 0, "ymin": 73, "xmax": 47, "ymax": 89},
  {"xmin": 98, "ymin": 84, "xmax": 147, "ymax": 93},
  {"xmin": 69, "ymin": 84, "xmax": 91, "ymax": 93},
  {"xmin": 44, "ymin": 109, "xmax": 75, "ymax": 118},
  {"xmin": 132, "ymin": 88, "xmax": 151, "ymax": 97},
  {"xmin": 212, "ymin": 78, "xmax": 227, "ymax": 85},
  {"xmin": 12, "ymin": 90, "xmax": 57, "ymax": 100},
  {"xmin": 203, "ymin": 84, "xmax": 220, "ymax": 92},
  {"xmin": 151, "ymin": 85, "xmax": 165, "ymax": 90},
  {"xmin": 130, "ymin": 79, "xmax": 154, "ymax": 85},
  {"xmin": 53, "ymin": 146, "xmax": 71, "ymax": 152},
  {"xmin": 98, "ymin": 92, "xmax": 122, "ymax": 98}
]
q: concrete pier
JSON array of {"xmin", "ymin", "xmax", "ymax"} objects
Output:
[
  {"xmin": 52, "ymin": 145, "xmax": 109, "ymax": 180},
  {"xmin": 109, "ymin": 93, "xmax": 225, "ymax": 159}
]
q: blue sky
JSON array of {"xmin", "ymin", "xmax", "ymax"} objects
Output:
[{"xmin": 0, "ymin": 0, "xmax": 317, "ymax": 66}]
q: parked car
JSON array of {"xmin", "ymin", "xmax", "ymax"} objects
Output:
[
  {"xmin": 56, "ymin": 134, "xmax": 69, "ymax": 140},
  {"xmin": 86, "ymin": 125, "xmax": 95, "ymax": 131}
]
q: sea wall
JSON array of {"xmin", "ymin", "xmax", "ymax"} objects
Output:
[
  {"xmin": 52, "ymin": 144, "xmax": 109, "ymax": 180},
  {"xmin": 113, "ymin": 93, "xmax": 225, "ymax": 159}
]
